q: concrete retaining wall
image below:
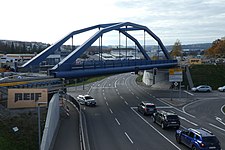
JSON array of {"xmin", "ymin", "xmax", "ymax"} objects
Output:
[
  {"xmin": 41, "ymin": 93, "xmax": 60, "ymax": 150},
  {"xmin": 142, "ymin": 69, "xmax": 170, "ymax": 88}
]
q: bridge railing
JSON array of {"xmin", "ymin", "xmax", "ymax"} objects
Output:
[{"xmin": 71, "ymin": 59, "xmax": 177, "ymax": 70}]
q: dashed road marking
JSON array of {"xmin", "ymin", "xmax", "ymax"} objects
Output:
[
  {"xmin": 109, "ymin": 108, "xmax": 113, "ymax": 114},
  {"xmin": 131, "ymin": 107, "xmax": 181, "ymax": 150},
  {"xmin": 209, "ymin": 123, "xmax": 225, "ymax": 132},
  {"xmin": 178, "ymin": 116, "xmax": 198, "ymax": 126},
  {"xmin": 184, "ymin": 90, "xmax": 194, "ymax": 96},
  {"xmin": 115, "ymin": 118, "xmax": 121, "ymax": 125},
  {"xmin": 125, "ymin": 132, "xmax": 134, "ymax": 144}
]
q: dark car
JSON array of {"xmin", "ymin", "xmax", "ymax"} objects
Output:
[
  {"xmin": 175, "ymin": 128, "xmax": 221, "ymax": 150},
  {"xmin": 138, "ymin": 101, "xmax": 156, "ymax": 116},
  {"xmin": 152, "ymin": 110, "xmax": 180, "ymax": 129}
]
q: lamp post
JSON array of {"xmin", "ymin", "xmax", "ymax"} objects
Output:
[{"xmin": 36, "ymin": 102, "xmax": 48, "ymax": 150}]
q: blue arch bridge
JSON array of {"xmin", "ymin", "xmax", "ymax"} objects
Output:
[{"xmin": 20, "ymin": 22, "xmax": 178, "ymax": 78}]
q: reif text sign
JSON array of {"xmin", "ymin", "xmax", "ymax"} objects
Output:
[
  {"xmin": 8, "ymin": 89, "xmax": 48, "ymax": 108},
  {"xmin": 169, "ymin": 68, "xmax": 183, "ymax": 82}
]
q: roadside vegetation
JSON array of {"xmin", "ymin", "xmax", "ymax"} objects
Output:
[
  {"xmin": 189, "ymin": 64, "xmax": 225, "ymax": 90},
  {"xmin": 66, "ymin": 75, "xmax": 111, "ymax": 87},
  {"xmin": 0, "ymin": 110, "xmax": 46, "ymax": 150}
]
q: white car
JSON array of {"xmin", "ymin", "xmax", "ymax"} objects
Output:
[
  {"xmin": 77, "ymin": 95, "xmax": 96, "ymax": 106},
  {"xmin": 218, "ymin": 86, "xmax": 225, "ymax": 92},
  {"xmin": 191, "ymin": 85, "xmax": 212, "ymax": 92}
]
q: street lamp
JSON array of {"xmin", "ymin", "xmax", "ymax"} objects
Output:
[{"xmin": 36, "ymin": 102, "xmax": 48, "ymax": 150}]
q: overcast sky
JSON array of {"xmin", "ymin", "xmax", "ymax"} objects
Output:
[{"xmin": 1, "ymin": 0, "xmax": 225, "ymax": 45}]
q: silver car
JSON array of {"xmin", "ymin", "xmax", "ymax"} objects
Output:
[
  {"xmin": 77, "ymin": 95, "xmax": 96, "ymax": 106},
  {"xmin": 218, "ymin": 86, "xmax": 225, "ymax": 92},
  {"xmin": 191, "ymin": 85, "xmax": 212, "ymax": 92}
]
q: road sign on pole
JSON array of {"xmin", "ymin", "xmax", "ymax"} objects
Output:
[{"xmin": 169, "ymin": 68, "xmax": 183, "ymax": 82}]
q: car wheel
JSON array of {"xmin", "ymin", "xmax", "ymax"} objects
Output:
[
  {"xmin": 176, "ymin": 135, "xmax": 181, "ymax": 144},
  {"xmin": 192, "ymin": 146, "xmax": 197, "ymax": 150},
  {"xmin": 161, "ymin": 122, "xmax": 165, "ymax": 129},
  {"xmin": 223, "ymin": 89, "xmax": 225, "ymax": 92},
  {"xmin": 152, "ymin": 117, "xmax": 156, "ymax": 123}
]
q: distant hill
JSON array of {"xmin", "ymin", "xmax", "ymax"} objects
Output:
[
  {"xmin": 0, "ymin": 39, "xmax": 212, "ymax": 54},
  {"xmin": 166, "ymin": 43, "xmax": 212, "ymax": 52}
]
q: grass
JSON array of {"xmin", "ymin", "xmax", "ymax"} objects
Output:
[
  {"xmin": 136, "ymin": 74, "xmax": 143, "ymax": 83},
  {"xmin": 66, "ymin": 75, "xmax": 111, "ymax": 87},
  {"xmin": 0, "ymin": 110, "xmax": 46, "ymax": 150}
]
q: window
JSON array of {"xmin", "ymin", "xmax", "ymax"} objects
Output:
[
  {"xmin": 195, "ymin": 135, "xmax": 200, "ymax": 140},
  {"xmin": 189, "ymin": 132, "xmax": 194, "ymax": 138}
]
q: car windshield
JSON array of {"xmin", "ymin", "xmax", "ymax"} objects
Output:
[
  {"xmin": 167, "ymin": 115, "xmax": 179, "ymax": 120},
  {"xmin": 85, "ymin": 96, "xmax": 93, "ymax": 100},
  {"xmin": 146, "ymin": 105, "xmax": 155, "ymax": 108},
  {"xmin": 202, "ymin": 137, "xmax": 219, "ymax": 143}
]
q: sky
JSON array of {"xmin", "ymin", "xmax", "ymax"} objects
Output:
[{"xmin": 1, "ymin": 0, "xmax": 225, "ymax": 45}]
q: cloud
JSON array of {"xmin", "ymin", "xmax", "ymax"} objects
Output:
[
  {"xmin": 114, "ymin": 0, "xmax": 225, "ymax": 44},
  {"xmin": 0, "ymin": 0, "xmax": 224, "ymax": 45}
]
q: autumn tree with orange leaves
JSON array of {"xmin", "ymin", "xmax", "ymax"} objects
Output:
[{"xmin": 204, "ymin": 39, "xmax": 225, "ymax": 58}]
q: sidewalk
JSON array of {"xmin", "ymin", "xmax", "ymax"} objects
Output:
[{"xmin": 53, "ymin": 101, "xmax": 80, "ymax": 150}]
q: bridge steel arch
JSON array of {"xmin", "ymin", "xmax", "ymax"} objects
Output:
[{"xmin": 21, "ymin": 22, "xmax": 172, "ymax": 73}]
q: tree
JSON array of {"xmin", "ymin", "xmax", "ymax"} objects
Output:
[
  {"xmin": 205, "ymin": 39, "xmax": 225, "ymax": 58},
  {"xmin": 170, "ymin": 39, "xmax": 183, "ymax": 58}
]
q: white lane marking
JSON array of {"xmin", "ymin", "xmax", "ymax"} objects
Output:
[
  {"xmin": 109, "ymin": 84, "xmax": 111, "ymax": 87},
  {"xmin": 116, "ymin": 89, "xmax": 118, "ymax": 92},
  {"xmin": 109, "ymin": 108, "xmax": 113, "ymax": 114},
  {"xmin": 156, "ymin": 98, "xmax": 196, "ymax": 118},
  {"xmin": 215, "ymin": 116, "xmax": 225, "ymax": 126},
  {"xmin": 104, "ymin": 97, "xmax": 106, "ymax": 100},
  {"xmin": 132, "ymin": 106, "xmax": 172, "ymax": 109},
  {"xmin": 98, "ymin": 84, "xmax": 100, "ymax": 86},
  {"xmin": 106, "ymin": 102, "xmax": 109, "ymax": 106},
  {"xmin": 156, "ymin": 106, "xmax": 173, "ymax": 109},
  {"xmin": 103, "ymin": 89, "xmax": 104, "ymax": 92},
  {"xmin": 182, "ymin": 100, "xmax": 203, "ymax": 118},
  {"xmin": 103, "ymin": 92, "xmax": 105, "ymax": 96},
  {"xmin": 83, "ymin": 107, "xmax": 86, "ymax": 110},
  {"xmin": 92, "ymin": 87, "xmax": 115, "ymax": 89},
  {"xmin": 114, "ymin": 75, "xmax": 124, "ymax": 88},
  {"xmin": 124, "ymin": 101, "xmax": 129, "ymax": 105},
  {"xmin": 221, "ymin": 104, "xmax": 225, "ymax": 115},
  {"xmin": 120, "ymin": 96, "xmax": 124, "ymax": 99},
  {"xmin": 131, "ymin": 92, "xmax": 134, "ymax": 95},
  {"xmin": 184, "ymin": 90, "xmax": 194, "ymax": 96},
  {"xmin": 209, "ymin": 123, "xmax": 225, "ymax": 132},
  {"xmin": 129, "ymin": 89, "xmax": 131, "ymax": 92},
  {"xmin": 136, "ymin": 96, "xmax": 140, "ymax": 100},
  {"xmin": 124, "ymin": 132, "xmax": 134, "ymax": 144},
  {"xmin": 178, "ymin": 116, "xmax": 198, "ymax": 126},
  {"xmin": 131, "ymin": 107, "xmax": 181, "ymax": 150},
  {"xmin": 115, "ymin": 118, "xmax": 121, "ymax": 125}
]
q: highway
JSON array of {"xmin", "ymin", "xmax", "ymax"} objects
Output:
[{"xmin": 70, "ymin": 73, "xmax": 225, "ymax": 150}]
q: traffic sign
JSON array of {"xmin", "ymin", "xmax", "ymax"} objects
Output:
[{"xmin": 169, "ymin": 68, "xmax": 183, "ymax": 82}]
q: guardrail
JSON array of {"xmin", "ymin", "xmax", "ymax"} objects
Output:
[
  {"xmin": 66, "ymin": 94, "xmax": 89, "ymax": 150},
  {"xmin": 71, "ymin": 59, "xmax": 177, "ymax": 70}
]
